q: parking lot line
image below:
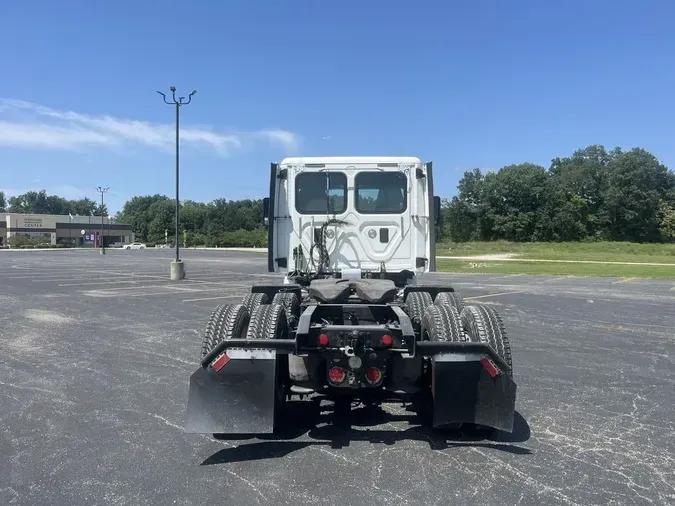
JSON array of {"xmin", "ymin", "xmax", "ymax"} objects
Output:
[
  {"xmin": 25, "ymin": 273, "xmax": 171, "ymax": 283},
  {"xmin": 182, "ymin": 295, "xmax": 239, "ymax": 302},
  {"xmin": 85, "ymin": 282, "xmax": 204, "ymax": 292},
  {"xmin": 85, "ymin": 286, "xmax": 234, "ymax": 297},
  {"xmin": 464, "ymin": 290, "xmax": 525, "ymax": 300},
  {"xmin": 58, "ymin": 279, "xmax": 156, "ymax": 287}
]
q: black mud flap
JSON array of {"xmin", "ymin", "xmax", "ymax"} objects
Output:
[
  {"xmin": 431, "ymin": 352, "xmax": 517, "ymax": 432},
  {"xmin": 185, "ymin": 349, "xmax": 279, "ymax": 434}
]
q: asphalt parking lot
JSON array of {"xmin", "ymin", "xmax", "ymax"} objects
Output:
[{"xmin": 1, "ymin": 249, "xmax": 674, "ymax": 506}]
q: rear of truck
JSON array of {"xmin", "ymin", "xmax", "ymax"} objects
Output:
[{"xmin": 184, "ymin": 156, "xmax": 517, "ymax": 437}]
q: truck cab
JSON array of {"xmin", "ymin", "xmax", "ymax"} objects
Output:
[{"xmin": 263, "ymin": 156, "xmax": 442, "ymax": 286}]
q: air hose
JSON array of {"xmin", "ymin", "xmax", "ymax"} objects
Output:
[{"xmin": 309, "ymin": 218, "xmax": 348, "ymax": 274}]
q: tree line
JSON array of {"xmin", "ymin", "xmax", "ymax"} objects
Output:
[
  {"xmin": 0, "ymin": 190, "xmax": 107, "ymax": 217},
  {"xmin": 443, "ymin": 145, "xmax": 675, "ymax": 243},
  {"xmin": 114, "ymin": 195, "xmax": 267, "ymax": 247},
  {"xmin": 3, "ymin": 144, "xmax": 674, "ymax": 246}
]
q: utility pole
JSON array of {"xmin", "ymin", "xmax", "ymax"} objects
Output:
[
  {"xmin": 157, "ymin": 86, "xmax": 197, "ymax": 280},
  {"xmin": 96, "ymin": 186, "xmax": 109, "ymax": 255}
]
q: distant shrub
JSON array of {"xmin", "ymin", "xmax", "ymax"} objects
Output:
[{"xmin": 205, "ymin": 228, "xmax": 268, "ymax": 248}]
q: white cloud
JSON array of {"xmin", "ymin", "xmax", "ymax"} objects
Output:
[{"xmin": 0, "ymin": 98, "xmax": 301, "ymax": 156}]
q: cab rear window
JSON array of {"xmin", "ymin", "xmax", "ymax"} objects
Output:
[
  {"xmin": 295, "ymin": 172, "xmax": 347, "ymax": 214},
  {"xmin": 355, "ymin": 171, "xmax": 407, "ymax": 214}
]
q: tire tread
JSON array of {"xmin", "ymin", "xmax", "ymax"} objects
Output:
[{"xmin": 460, "ymin": 304, "xmax": 513, "ymax": 374}]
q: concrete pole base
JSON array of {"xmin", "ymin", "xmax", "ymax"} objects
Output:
[{"xmin": 170, "ymin": 260, "xmax": 185, "ymax": 280}]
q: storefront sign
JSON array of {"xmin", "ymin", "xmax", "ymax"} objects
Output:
[{"xmin": 23, "ymin": 218, "xmax": 43, "ymax": 228}]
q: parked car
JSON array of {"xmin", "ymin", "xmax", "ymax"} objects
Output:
[{"xmin": 124, "ymin": 242, "xmax": 146, "ymax": 250}]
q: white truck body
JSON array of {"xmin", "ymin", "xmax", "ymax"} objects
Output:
[{"xmin": 263, "ymin": 156, "xmax": 441, "ymax": 284}]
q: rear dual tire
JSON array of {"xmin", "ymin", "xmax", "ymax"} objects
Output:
[
  {"xmin": 405, "ymin": 291, "xmax": 433, "ymax": 330},
  {"xmin": 416, "ymin": 304, "xmax": 465, "ymax": 428},
  {"xmin": 201, "ymin": 301, "xmax": 290, "ymax": 434},
  {"xmin": 434, "ymin": 291, "xmax": 466, "ymax": 313},
  {"xmin": 200, "ymin": 303, "xmax": 250, "ymax": 359},
  {"xmin": 405, "ymin": 290, "xmax": 466, "ymax": 333},
  {"xmin": 417, "ymin": 301, "xmax": 513, "ymax": 432},
  {"xmin": 459, "ymin": 303, "xmax": 512, "ymax": 376}
]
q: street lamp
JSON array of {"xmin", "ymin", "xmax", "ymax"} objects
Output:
[
  {"xmin": 95, "ymin": 186, "xmax": 109, "ymax": 255},
  {"xmin": 157, "ymin": 86, "xmax": 197, "ymax": 280}
]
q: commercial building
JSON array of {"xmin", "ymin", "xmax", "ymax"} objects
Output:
[{"xmin": 0, "ymin": 213, "xmax": 134, "ymax": 247}]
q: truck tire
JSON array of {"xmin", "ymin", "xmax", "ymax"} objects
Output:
[
  {"xmin": 434, "ymin": 291, "xmax": 466, "ymax": 313},
  {"xmin": 417, "ymin": 304, "xmax": 466, "ymax": 429},
  {"xmin": 421, "ymin": 304, "xmax": 464, "ymax": 342},
  {"xmin": 246, "ymin": 303, "xmax": 288, "ymax": 341},
  {"xmin": 200, "ymin": 303, "xmax": 250, "ymax": 360},
  {"xmin": 241, "ymin": 292, "xmax": 269, "ymax": 315},
  {"xmin": 271, "ymin": 292, "xmax": 308, "ymax": 383},
  {"xmin": 405, "ymin": 291, "xmax": 433, "ymax": 329},
  {"xmin": 272, "ymin": 292, "xmax": 300, "ymax": 328},
  {"xmin": 460, "ymin": 304, "xmax": 513, "ymax": 375},
  {"xmin": 245, "ymin": 303, "xmax": 289, "ymax": 429}
]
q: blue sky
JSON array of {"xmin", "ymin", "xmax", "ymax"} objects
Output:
[{"xmin": 1, "ymin": 0, "xmax": 674, "ymax": 215}]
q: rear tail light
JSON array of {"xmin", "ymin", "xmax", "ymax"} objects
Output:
[
  {"xmin": 318, "ymin": 333, "xmax": 330, "ymax": 346},
  {"xmin": 365, "ymin": 367, "xmax": 382, "ymax": 385},
  {"xmin": 328, "ymin": 366, "xmax": 346, "ymax": 384},
  {"xmin": 381, "ymin": 334, "xmax": 393, "ymax": 346}
]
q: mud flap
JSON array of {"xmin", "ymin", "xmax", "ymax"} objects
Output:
[
  {"xmin": 431, "ymin": 352, "xmax": 517, "ymax": 432},
  {"xmin": 185, "ymin": 349, "xmax": 279, "ymax": 434}
]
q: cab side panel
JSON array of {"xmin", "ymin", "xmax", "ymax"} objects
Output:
[
  {"xmin": 426, "ymin": 162, "xmax": 436, "ymax": 272},
  {"xmin": 274, "ymin": 166, "xmax": 292, "ymax": 274},
  {"xmin": 267, "ymin": 163, "xmax": 277, "ymax": 272}
]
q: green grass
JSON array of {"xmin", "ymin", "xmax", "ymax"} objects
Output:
[
  {"xmin": 437, "ymin": 259, "xmax": 675, "ymax": 279},
  {"xmin": 438, "ymin": 240, "xmax": 675, "ymax": 264}
]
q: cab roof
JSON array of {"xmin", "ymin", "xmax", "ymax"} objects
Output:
[{"xmin": 279, "ymin": 156, "xmax": 423, "ymax": 166}]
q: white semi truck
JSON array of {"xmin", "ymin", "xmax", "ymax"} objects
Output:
[{"xmin": 185, "ymin": 156, "xmax": 516, "ymax": 437}]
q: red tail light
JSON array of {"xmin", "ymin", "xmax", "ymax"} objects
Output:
[
  {"xmin": 381, "ymin": 334, "xmax": 393, "ymax": 346},
  {"xmin": 318, "ymin": 333, "xmax": 330, "ymax": 346},
  {"xmin": 365, "ymin": 367, "xmax": 382, "ymax": 384},
  {"xmin": 328, "ymin": 366, "xmax": 346, "ymax": 383}
]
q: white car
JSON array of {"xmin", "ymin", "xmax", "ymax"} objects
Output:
[{"xmin": 124, "ymin": 242, "xmax": 146, "ymax": 250}]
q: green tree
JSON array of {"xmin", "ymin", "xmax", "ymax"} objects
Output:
[
  {"xmin": 6, "ymin": 190, "xmax": 107, "ymax": 216},
  {"xmin": 659, "ymin": 202, "xmax": 675, "ymax": 242},
  {"xmin": 445, "ymin": 168, "xmax": 487, "ymax": 241},
  {"xmin": 116, "ymin": 194, "xmax": 170, "ymax": 242},
  {"xmin": 542, "ymin": 145, "xmax": 615, "ymax": 240},
  {"xmin": 603, "ymin": 148, "xmax": 674, "ymax": 242},
  {"xmin": 147, "ymin": 199, "xmax": 175, "ymax": 244},
  {"xmin": 481, "ymin": 163, "xmax": 548, "ymax": 241}
]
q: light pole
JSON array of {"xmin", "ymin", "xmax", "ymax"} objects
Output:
[
  {"xmin": 96, "ymin": 186, "xmax": 109, "ymax": 255},
  {"xmin": 157, "ymin": 86, "xmax": 197, "ymax": 280}
]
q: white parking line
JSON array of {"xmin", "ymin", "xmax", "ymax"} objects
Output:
[
  {"xmin": 24, "ymin": 273, "xmax": 172, "ymax": 283},
  {"xmin": 83, "ymin": 282, "xmax": 206, "ymax": 292},
  {"xmin": 84, "ymin": 286, "xmax": 233, "ymax": 297},
  {"xmin": 182, "ymin": 295, "xmax": 240, "ymax": 302},
  {"xmin": 10, "ymin": 271, "xmax": 128, "ymax": 280},
  {"xmin": 464, "ymin": 290, "xmax": 525, "ymax": 300}
]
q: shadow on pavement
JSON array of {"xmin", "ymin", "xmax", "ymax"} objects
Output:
[{"xmin": 201, "ymin": 400, "xmax": 532, "ymax": 465}]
